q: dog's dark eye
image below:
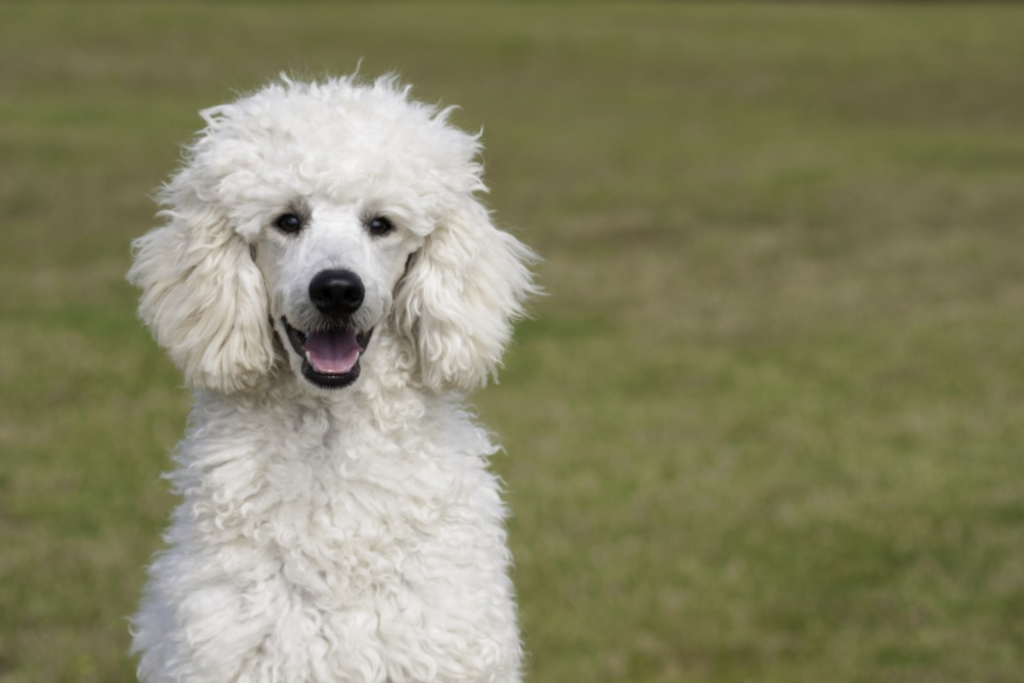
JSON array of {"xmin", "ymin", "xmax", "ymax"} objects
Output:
[
  {"xmin": 367, "ymin": 216, "xmax": 395, "ymax": 237},
  {"xmin": 274, "ymin": 213, "xmax": 303, "ymax": 234}
]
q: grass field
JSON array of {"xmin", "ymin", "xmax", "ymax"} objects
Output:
[{"xmin": 3, "ymin": 2, "xmax": 1024, "ymax": 682}]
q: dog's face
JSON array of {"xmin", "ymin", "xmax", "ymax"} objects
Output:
[
  {"xmin": 255, "ymin": 194, "xmax": 424, "ymax": 390},
  {"xmin": 128, "ymin": 76, "xmax": 536, "ymax": 396}
]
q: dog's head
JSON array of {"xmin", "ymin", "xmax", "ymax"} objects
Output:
[{"xmin": 128, "ymin": 75, "xmax": 537, "ymax": 395}]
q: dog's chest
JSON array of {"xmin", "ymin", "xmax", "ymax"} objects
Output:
[
  {"xmin": 168, "ymin": 404, "xmax": 518, "ymax": 681},
  {"xmin": 262, "ymin": 457, "xmax": 462, "ymax": 600}
]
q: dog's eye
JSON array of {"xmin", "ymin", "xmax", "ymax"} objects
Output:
[
  {"xmin": 274, "ymin": 213, "xmax": 303, "ymax": 234},
  {"xmin": 367, "ymin": 216, "xmax": 395, "ymax": 237}
]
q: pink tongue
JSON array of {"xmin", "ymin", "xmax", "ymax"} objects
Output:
[{"xmin": 304, "ymin": 329, "xmax": 362, "ymax": 374}]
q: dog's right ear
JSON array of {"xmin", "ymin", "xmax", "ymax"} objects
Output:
[{"xmin": 127, "ymin": 196, "xmax": 275, "ymax": 394}]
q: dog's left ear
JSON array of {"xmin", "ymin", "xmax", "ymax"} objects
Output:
[{"xmin": 393, "ymin": 195, "xmax": 538, "ymax": 392}]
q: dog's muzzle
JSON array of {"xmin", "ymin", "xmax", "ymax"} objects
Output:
[
  {"xmin": 281, "ymin": 268, "xmax": 374, "ymax": 389},
  {"xmin": 282, "ymin": 317, "xmax": 373, "ymax": 389}
]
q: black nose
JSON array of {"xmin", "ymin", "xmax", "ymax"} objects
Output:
[{"xmin": 309, "ymin": 269, "xmax": 365, "ymax": 317}]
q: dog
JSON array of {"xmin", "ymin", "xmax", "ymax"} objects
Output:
[{"xmin": 127, "ymin": 74, "xmax": 537, "ymax": 683}]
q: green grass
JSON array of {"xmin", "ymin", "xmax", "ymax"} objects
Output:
[{"xmin": 3, "ymin": 2, "xmax": 1024, "ymax": 682}]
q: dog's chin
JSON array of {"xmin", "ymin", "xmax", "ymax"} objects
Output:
[
  {"xmin": 281, "ymin": 317, "xmax": 373, "ymax": 390},
  {"xmin": 301, "ymin": 358, "xmax": 362, "ymax": 390}
]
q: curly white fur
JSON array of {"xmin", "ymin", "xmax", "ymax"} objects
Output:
[{"xmin": 127, "ymin": 75, "xmax": 538, "ymax": 683}]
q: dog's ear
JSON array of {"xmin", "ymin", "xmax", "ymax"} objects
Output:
[
  {"xmin": 127, "ymin": 196, "xmax": 275, "ymax": 394},
  {"xmin": 393, "ymin": 194, "xmax": 538, "ymax": 392}
]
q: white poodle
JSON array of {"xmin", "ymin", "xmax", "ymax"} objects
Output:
[{"xmin": 127, "ymin": 75, "xmax": 537, "ymax": 683}]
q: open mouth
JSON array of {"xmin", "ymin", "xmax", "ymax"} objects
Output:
[{"xmin": 282, "ymin": 317, "xmax": 373, "ymax": 389}]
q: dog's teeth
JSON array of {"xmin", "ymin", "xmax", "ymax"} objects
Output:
[{"xmin": 305, "ymin": 350, "xmax": 312, "ymax": 364}]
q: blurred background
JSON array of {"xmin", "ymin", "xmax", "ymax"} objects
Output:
[{"xmin": 2, "ymin": 2, "xmax": 1024, "ymax": 682}]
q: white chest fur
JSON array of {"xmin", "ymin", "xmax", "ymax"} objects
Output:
[{"xmin": 131, "ymin": 386, "xmax": 522, "ymax": 683}]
